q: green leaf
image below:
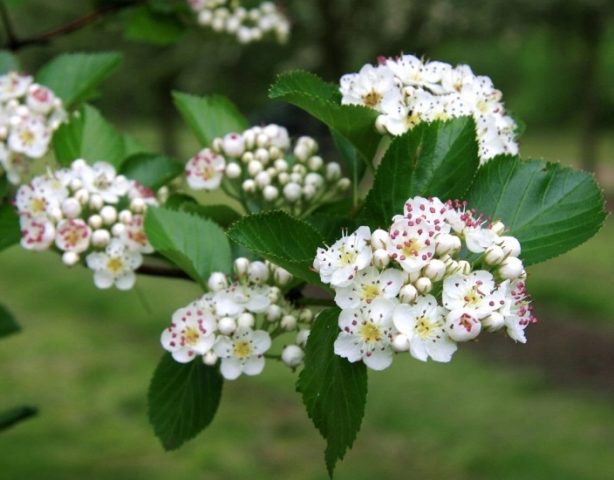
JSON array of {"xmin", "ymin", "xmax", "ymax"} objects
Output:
[
  {"xmin": 36, "ymin": 52, "xmax": 122, "ymax": 107},
  {"xmin": 145, "ymin": 206, "xmax": 232, "ymax": 286},
  {"xmin": 0, "ymin": 203, "xmax": 20, "ymax": 253},
  {"xmin": 164, "ymin": 193, "xmax": 198, "ymax": 210},
  {"xmin": 120, "ymin": 153, "xmax": 183, "ymax": 190},
  {"xmin": 173, "ymin": 92, "xmax": 249, "ymax": 147},
  {"xmin": 0, "ymin": 406, "xmax": 37, "ymax": 433},
  {"xmin": 0, "ymin": 173, "xmax": 8, "ymax": 198},
  {"xmin": 269, "ymin": 71, "xmax": 380, "ymax": 163},
  {"xmin": 148, "ymin": 353, "xmax": 223, "ymax": 450},
  {"xmin": 180, "ymin": 203, "xmax": 242, "ymax": 229},
  {"xmin": 122, "ymin": 133, "xmax": 149, "ymax": 158},
  {"xmin": 125, "ymin": 6, "xmax": 186, "ymax": 45},
  {"xmin": 465, "ymin": 156, "xmax": 607, "ymax": 266},
  {"xmin": 52, "ymin": 105, "xmax": 126, "ymax": 167},
  {"xmin": 297, "ymin": 308, "xmax": 368, "ymax": 477},
  {"xmin": 0, "ymin": 50, "xmax": 19, "ymax": 74},
  {"xmin": 0, "ymin": 303, "xmax": 19, "ymax": 338},
  {"xmin": 227, "ymin": 210, "xmax": 326, "ymax": 286},
  {"xmin": 359, "ymin": 117, "xmax": 479, "ymax": 229}
]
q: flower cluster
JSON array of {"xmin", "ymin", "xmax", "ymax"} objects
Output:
[
  {"xmin": 15, "ymin": 160, "xmax": 159, "ymax": 290},
  {"xmin": 188, "ymin": 0, "xmax": 290, "ymax": 44},
  {"xmin": 0, "ymin": 71, "xmax": 66, "ymax": 184},
  {"xmin": 313, "ymin": 196, "xmax": 535, "ymax": 370},
  {"xmin": 185, "ymin": 124, "xmax": 351, "ymax": 216},
  {"xmin": 339, "ymin": 55, "xmax": 518, "ymax": 163},
  {"xmin": 161, "ymin": 258, "xmax": 313, "ymax": 380}
]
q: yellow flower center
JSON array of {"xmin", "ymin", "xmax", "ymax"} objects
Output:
[
  {"xmin": 339, "ymin": 246, "xmax": 357, "ymax": 266},
  {"xmin": 200, "ymin": 165, "xmax": 215, "ymax": 180},
  {"xmin": 362, "ymin": 91, "xmax": 381, "ymax": 107},
  {"xmin": 361, "ymin": 283, "xmax": 380, "ymax": 303},
  {"xmin": 106, "ymin": 256, "xmax": 124, "ymax": 274},
  {"xmin": 401, "ymin": 238, "xmax": 420, "ymax": 257},
  {"xmin": 415, "ymin": 316, "xmax": 432, "ymax": 338},
  {"xmin": 184, "ymin": 327, "xmax": 200, "ymax": 346},
  {"xmin": 359, "ymin": 322, "xmax": 381, "ymax": 343},
  {"xmin": 233, "ymin": 340, "xmax": 252, "ymax": 359},
  {"xmin": 464, "ymin": 288, "xmax": 482, "ymax": 307},
  {"xmin": 65, "ymin": 229, "xmax": 81, "ymax": 246},
  {"xmin": 30, "ymin": 197, "xmax": 46, "ymax": 214},
  {"xmin": 19, "ymin": 130, "xmax": 35, "ymax": 146}
]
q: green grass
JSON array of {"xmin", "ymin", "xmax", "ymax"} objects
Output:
[{"xmin": 1, "ymin": 245, "xmax": 614, "ymax": 479}]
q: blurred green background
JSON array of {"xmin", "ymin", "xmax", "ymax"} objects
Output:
[{"xmin": 1, "ymin": 1, "xmax": 614, "ymax": 479}]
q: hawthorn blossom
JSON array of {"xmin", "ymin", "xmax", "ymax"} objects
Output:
[
  {"xmin": 85, "ymin": 239, "xmax": 143, "ymax": 290},
  {"xmin": 339, "ymin": 63, "xmax": 400, "ymax": 111},
  {"xmin": 8, "ymin": 115, "xmax": 50, "ymax": 158},
  {"xmin": 161, "ymin": 301, "xmax": 217, "ymax": 362},
  {"xmin": 442, "ymin": 271, "xmax": 503, "ymax": 319},
  {"xmin": 387, "ymin": 218, "xmax": 437, "ymax": 273},
  {"xmin": 214, "ymin": 282, "xmax": 271, "ymax": 316},
  {"xmin": 213, "ymin": 328, "xmax": 272, "ymax": 380},
  {"xmin": 19, "ymin": 216, "xmax": 55, "ymax": 251},
  {"xmin": 334, "ymin": 266, "xmax": 404, "ymax": 309},
  {"xmin": 79, "ymin": 162, "xmax": 129, "ymax": 203},
  {"xmin": 54, "ymin": 219, "xmax": 91, "ymax": 253}
]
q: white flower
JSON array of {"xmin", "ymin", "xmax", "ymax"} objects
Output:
[
  {"xmin": 119, "ymin": 214, "xmax": 154, "ymax": 253},
  {"xmin": 315, "ymin": 226, "xmax": 372, "ymax": 288},
  {"xmin": 499, "ymin": 280, "xmax": 535, "ymax": 343},
  {"xmin": 185, "ymin": 148, "xmax": 226, "ymax": 190},
  {"xmin": 340, "ymin": 64, "xmax": 400, "ymax": 111},
  {"xmin": 334, "ymin": 299, "xmax": 396, "ymax": 370},
  {"xmin": 334, "ymin": 266, "xmax": 404, "ymax": 309},
  {"xmin": 86, "ymin": 239, "xmax": 142, "ymax": 290},
  {"xmin": 161, "ymin": 301, "xmax": 217, "ymax": 362},
  {"xmin": 464, "ymin": 226, "xmax": 498, "ymax": 253},
  {"xmin": 442, "ymin": 271, "xmax": 503, "ymax": 319},
  {"xmin": 402, "ymin": 196, "xmax": 452, "ymax": 235},
  {"xmin": 26, "ymin": 85, "xmax": 57, "ymax": 115},
  {"xmin": 214, "ymin": 282, "xmax": 271, "ymax": 316},
  {"xmin": 8, "ymin": 114, "xmax": 51, "ymax": 158},
  {"xmin": 15, "ymin": 182, "xmax": 61, "ymax": 218},
  {"xmin": 444, "ymin": 309, "xmax": 482, "ymax": 342},
  {"xmin": 0, "ymin": 72, "xmax": 32, "ymax": 101},
  {"xmin": 213, "ymin": 328, "xmax": 272, "ymax": 380},
  {"xmin": 393, "ymin": 295, "xmax": 457, "ymax": 362},
  {"xmin": 19, "ymin": 215, "xmax": 55, "ymax": 251},
  {"xmin": 79, "ymin": 162, "xmax": 129, "ymax": 203},
  {"xmin": 387, "ymin": 218, "xmax": 437, "ymax": 273},
  {"xmin": 54, "ymin": 219, "xmax": 91, "ymax": 253},
  {"xmin": 0, "ymin": 144, "xmax": 28, "ymax": 184}
]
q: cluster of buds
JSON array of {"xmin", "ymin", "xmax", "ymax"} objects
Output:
[
  {"xmin": 313, "ymin": 196, "xmax": 535, "ymax": 371},
  {"xmin": 0, "ymin": 72, "xmax": 66, "ymax": 184},
  {"xmin": 161, "ymin": 258, "xmax": 313, "ymax": 380},
  {"xmin": 339, "ymin": 55, "xmax": 518, "ymax": 163},
  {"xmin": 185, "ymin": 124, "xmax": 351, "ymax": 216},
  {"xmin": 15, "ymin": 160, "xmax": 159, "ymax": 290},
  {"xmin": 188, "ymin": 0, "xmax": 290, "ymax": 44}
]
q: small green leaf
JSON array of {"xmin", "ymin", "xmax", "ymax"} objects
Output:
[
  {"xmin": 148, "ymin": 353, "xmax": 223, "ymax": 451},
  {"xmin": 125, "ymin": 6, "xmax": 186, "ymax": 45},
  {"xmin": 145, "ymin": 206, "xmax": 232, "ymax": 285},
  {"xmin": 173, "ymin": 92, "xmax": 248, "ymax": 147},
  {"xmin": 122, "ymin": 133, "xmax": 149, "ymax": 158},
  {"xmin": 269, "ymin": 71, "xmax": 380, "ymax": 164},
  {"xmin": 0, "ymin": 203, "xmax": 20, "ymax": 253},
  {"xmin": 0, "ymin": 50, "xmax": 19, "ymax": 74},
  {"xmin": 164, "ymin": 193, "xmax": 198, "ymax": 210},
  {"xmin": 180, "ymin": 203, "xmax": 242, "ymax": 229},
  {"xmin": 0, "ymin": 406, "xmax": 37, "ymax": 433},
  {"xmin": 227, "ymin": 210, "xmax": 325, "ymax": 286},
  {"xmin": 359, "ymin": 117, "xmax": 479, "ymax": 229},
  {"xmin": 465, "ymin": 156, "xmax": 607, "ymax": 266},
  {"xmin": 120, "ymin": 153, "xmax": 183, "ymax": 189},
  {"xmin": 0, "ymin": 303, "xmax": 20, "ymax": 338},
  {"xmin": 297, "ymin": 308, "xmax": 368, "ymax": 477},
  {"xmin": 52, "ymin": 105, "xmax": 126, "ymax": 167},
  {"xmin": 36, "ymin": 52, "xmax": 122, "ymax": 107}
]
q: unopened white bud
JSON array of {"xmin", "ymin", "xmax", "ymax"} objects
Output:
[
  {"xmin": 91, "ymin": 229, "xmax": 111, "ymax": 247},
  {"xmin": 130, "ymin": 197, "xmax": 146, "ymax": 213},
  {"xmin": 263, "ymin": 185, "xmax": 279, "ymax": 202},
  {"xmin": 267, "ymin": 286, "xmax": 281, "ymax": 302},
  {"xmin": 111, "ymin": 223, "xmax": 125, "ymax": 237},
  {"xmin": 237, "ymin": 312, "xmax": 255, "ymax": 329},
  {"xmin": 283, "ymin": 182, "xmax": 301, "ymax": 202},
  {"xmin": 254, "ymin": 148, "xmax": 270, "ymax": 164},
  {"xmin": 242, "ymin": 130, "xmax": 256, "ymax": 149},
  {"xmin": 49, "ymin": 207, "xmax": 63, "ymax": 222},
  {"xmin": 435, "ymin": 233, "xmax": 461, "ymax": 256},
  {"xmin": 307, "ymin": 155, "xmax": 324, "ymax": 171},
  {"xmin": 277, "ymin": 172, "xmax": 290, "ymax": 185},
  {"xmin": 423, "ymin": 259, "xmax": 446, "ymax": 281},
  {"xmin": 222, "ymin": 133, "xmax": 245, "ymax": 157},
  {"xmin": 292, "ymin": 164, "xmax": 307, "ymax": 176},
  {"xmin": 302, "ymin": 184, "xmax": 316, "ymax": 200},
  {"xmin": 498, "ymin": 236, "xmax": 521, "ymax": 257},
  {"xmin": 490, "ymin": 221, "xmax": 505, "ymax": 235},
  {"xmin": 74, "ymin": 188, "xmax": 89, "ymax": 205},
  {"xmin": 61, "ymin": 198, "xmax": 81, "ymax": 219},
  {"xmin": 484, "ymin": 245, "xmax": 505, "ymax": 265},
  {"xmin": 89, "ymin": 194, "xmax": 103, "ymax": 211},
  {"xmin": 269, "ymin": 146, "xmax": 282, "ymax": 160},
  {"xmin": 118, "ymin": 210, "xmax": 132, "ymax": 224},
  {"xmin": 482, "ymin": 312, "xmax": 505, "ymax": 332},
  {"xmin": 337, "ymin": 178, "xmax": 351, "ymax": 191},
  {"xmin": 281, "ymin": 314, "xmax": 297, "ymax": 331},
  {"xmin": 457, "ymin": 260, "xmax": 471, "ymax": 275},
  {"xmin": 203, "ymin": 351, "xmax": 218, "ymax": 365},
  {"xmin": 255, "ymin": 171, "xmax": 271, "ymax": 188},
  {"xmin": 274, "ymin": 159, "xmax": 288, "ymax": 172},
  {"xmin": 248, "ymin": 261, "xmax": 269, "ymax": 284},
  {"xmin": 498, "ymin": 257, "xmax": 524, "ymax": 280},
  {"xmin": 242, "ymin": 179, "xmax": 256, "ymax": 193},
  {"xmin": 241, "ymin": 151, "xmax": 254, "ymax": 164},
  {"xmin": 399, "ymin": 284, "xmax": 418, "ymax": 303},
  {"xmin": 325, "ymin": 162, "xmax": 341, "ymax": 181},
  {"xmin": 256, "ymin": 132, "xmax": 269, "ymax": 148},
  {"xmin": 69, "ymin": 178, "xmax": 83, "ymax": 191},
  {"xmin": 62, "ymin": 251, "xmax": 80, "ymax": 267},
  {"xmin": 373, "ymin": 249, "xmax": 390, "ymax": 269},
  {"xmin": 266, "ymin": 304, "xmax": 282, "ymax": 322},
  {"xmin": 304, "ymin": 172, "xmax": 324, "ymax": 187},
  {"xmin": 392, "ymin": 334, "xmax": 410, "ymax": 352},
  {"xmin": 415, "ymin": 277, "xmax": 432, "ymax": 294},
  {"xmin": 219, "ymin": 317, "xmax": 237, "ymax": 335},
  {"xmin": 273, "ymin": 267, "xmax": 292, "ymax": 286},
  {"xmin": 296, "ymin": 328, "xmax": 310, "ymax": 346},
  {"xmin": 198, "ymin": 9, "xmax": 213, "ymax": 25},
  {"xmin": 290, "ymin": 172, "xmax": 303, "ymax": 184},
  {"xmin": 225, "ymin": 162, "xmax": 242, "ymax": 179},
  {"xmin": 88, "ymin": 214, "xmax": 103, "ymax": 229},
  {"xmin": 281, "ymin": 344, "xmax": 304, "ymax": 367},
  {"xmin": 100, "ymin": 205, "xmax": 117, "ymax": 225},
  {"xmin": 211, "ymin": 137, "xmax": 223, "ymax": 153},
  {"xmin": 247, "ymin": 160, "xmax": 263, "ymax": 177},
  {"xmin": 207, "ymin": 272, "xmax": 228, "ymax": 291},
  {"xmin": 234, "ymin": 257, "xmax": 250, "ymax": 277},
  {"xmin": 371, "ymin": 229, "xmax": 390, "ymax": 250},
  {"xmin": 446, "ymin": 310, "xmax": 481, "ymax": 342}
]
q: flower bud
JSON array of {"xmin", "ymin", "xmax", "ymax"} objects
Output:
[
  {"xmin": 303, "ymin": 184, "xmax": 316, "ymax": 200},
  {"xmin": 254, "ymin": 147, "xmax": 270, "ymax": 164},
  {"xmin": 211, "ymin": 137, "xmax": 224, "ymax": 153},
  {"xmin": 484, "ymin": 245, "xmax": 505, "ymax": 265},
  {"xmin": 498, "ymin": 236, "xmax": 521, "ymax": 257},
  {"xmin": 325, "ymin": 162, "xmax": 341, "ymax": 181},
  {"xmin": 435, "ymin": 233, "xmax": 461, "ymax": 256},
  {"xmin": 89, "ymin": 194, "xmax": 103, "ymax": 211},
  {"xmin": 445, "ymin": 310, "xmax": 481, "ymax": 342},
  {"xmin": 373, "ymin": 248, "xmax": 390, "ymax": 269},
  {"xmin": 69, "ymin": 178, "xmax": 83, "ymax": 191},
  {"xmin": 247, "ymin": 160, "xmax": 262, "ymax": 177},
  {"xmin": 263, "ymin": 185, "xmax": 279, "ymax": 202},
  {"xmin": 230, "ymin": 258, "xmax": 248, "ymax": 279},
  {"xmin": 222, "ymin": 133, "xmax": 245, "ymax": 158},
  {"xmin": 218, "ymin": 316, "xmax": 237, "ymax": 335},
  {"xmin": 242, "ymin": 179, "xmax": 256, "ymax": 193},
  {"xmin": 74, "ymin": 188, "xmax": 89, "ymax": 205},
  {"xmin": 423, "ymin": 259, "xmax": 446, "ymax": 281},
  {"xmin": 415, "ymin": 277, "xmax": 432, "ymax": 294},
  {"xmin": 296, "ymin": 328, "xmax": 310, "ymax": 346},
  {"xmin": 283, "ymin": 182, "xmax": 301, "ymax": 202},
  {"xmin": 202, "ymin": 351, "xmax": 218, "ymax": 366},
  {"xmin": 304, "ymin": 172, "xmax": 324, "ymax": 187},
  {"xmin": 242, "ymin": 130, "xmax": 256, "ymax": 149},
  {"xmin": 111, "ymin": 223, "xmax": 125, "ymax": 237},
  {"xmin": 281, "ymin": 344, "xmax": 304, "ymax": 368},
  {"xmin": 273, "ymin": 266, "xmax": 292, "ymax": 286},
  {"xmin": 266, "ymin": 304, "xmax": 282, "ymax": 322},
  {"xmin": 392, "ymin": 334, "xmax": 410, "ymax": 352},
  {"xmin": 371, "ymin": 229, "xmax": 390, "ymax": 250},
  {"xmin": 130, "ymin": 198, "xmax": 146, "ymax": 213},
  {"xmin": 457, "ymin": 260, "xmax": 471, "ymax": 275},
  {"xmin": 225, "ymin": 162, "xmax": 242, "ymax": 179},
  {"xmin": 237, "ymin": 312, "xmax": 255, "ymax": 329},
  {"xmin": 100, "ymin": 205, "xmax": 117, "ymax": 225},
  {"xmin": 88, "ymin": 214, "xmax": 103, "ymax": 229},
  {"xmin": 298, "ymin": 309, "xmax": 313, "ymax": 323},
  {"xmin": 307, "ymin": 155, "xmax": 324, "ymax": 171},
  {"xmin": 337, "ymin": 178, "xmax": 351, "ymax": 191},
  {"xmin": 61, "ymin": 198, "xmax": 81, "ymax": 219},
  {"xmin": 281, "ymin": 314, "xmax": 297, "ymax": 331},
  {"xmin": 482, "ymin": 312, "xmax": 505, "ymax": 332},
  {"xmin": 490, "ymin": 221, "xmax": 505, "ymax": 235},
  {"xmin": 267, "ymin": 286, "xmax": 281, "ymax": 303},
  {"xmin": 62, "ymin": 251, "xmax": 80, "ymax": 267},
  {"xmin": 91, "ymin": 229, "xmax": 111, "ymax": 247},
  {"xmin": 256, "ymin": 132, "xmax": 269, "ymax": 148},
  {"xmin": 498, "ymin": 257, "xmax": 524, "ymax": 280},
  {"xmin": 207, "ymin": 272, "xmax": 228, "ymax": 292},
  {"xmin": 274, "ymin": 159, "xmax": 288, "ymax": 172},
  {"xmin": 269, "ymin": 146, "xmax": 282, "ymax": 160},
  {"xmin": 241, "ymin": 151, "xmax": 254, "ymax": 164},
  {"xmin": 255, "ymin": 171, "xmax": 271, "ymax": 188},
  {"xmin": 248, "ymin": 261, "xmax": 269, "ymax": 284},
  {"xmin": 399, "ymin": 284, "xmax": 418, "ymax": 303}
]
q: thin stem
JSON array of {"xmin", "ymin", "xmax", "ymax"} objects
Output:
[{"xmin": 136, "ymin": 263, "xmax": 193, "ymax": 281}]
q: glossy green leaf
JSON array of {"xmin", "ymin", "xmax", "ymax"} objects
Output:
[
  {"xmin": 0, "ymin": 50, "xmax": 19, "ymax": 74},
  {"xmin": 297, "ymin": 308, "xmax": 368, "ymax": 477},
  {"xmin": 125, "ymin": 6, "xmax": 185, "ymax": 45},
  {"xmin": 120, "ymin": 153, "xmax": 183, "ymax": 189},
  {"xmin": 180, "ymin": 203, "xmax": 242, "ymax": 229},
  {"xmin": 148, "ymin": 353, "xmax": 223, "ymax": 450},
  {"xmin": 465, "ymin": 156, "xmax": 607, "ymax": 266}
]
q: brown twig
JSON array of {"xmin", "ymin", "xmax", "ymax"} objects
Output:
[
  {"xmin": 136, "ymin": 263, "xmax": 193, "ymax": 281},
  {"xmin": 2, "ymin": 0, "xmax": 146, "ymax": 51}
]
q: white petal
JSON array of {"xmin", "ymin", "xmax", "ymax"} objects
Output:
[
  {"xmin": 363, "ymin": 348, "xmax": 393, "ymax": 371},
  {"xmin": 245, "ymin": 293, "xmax": 270, "ymax": 313},
  {"xmin": 334, "ymin": 333, "xmax": 362, "ymax": 363},
  {"xmin": 409, "ymin": 338, "xmax": 428, "ymax": 362},
  {"xmin": 220, "ymin": 357, "xmax": 243, "ymax": 380},
  {"xmin": 392, "ymin": 304, "xmax": 416, "ymax": 336},
  {"xmin": 192, "ymin": 334, "xmax": 215, "ymax": 355},
  {"xmin": 380, "ymin": 269, "xmax": 404, "ymax": 298},
  {"xmin": 93, "ymin": 270, "xmax": 114, "ymax": 289},
  {"xmin": 335, "ymin": 286, "xmax": 359, "ymax": 309},
  {"xmin": 250, "ymin": 330, "xmax": 272, "ymax": 355},
  {"xmin": 172, "ymin": 348, "xmax": 197, "ymax": 363},
  {"xmin": 242, "ymin": 356, "xmax": 265, "ymax": 376},
  {"xmin": 213, "ymin": 336, "xmax": 233, "ymax": 357},
  {"xmin": 426, "ymin": 337, "xmax": 457, "ymax": 363},
  {"xmin": 330, "ymin": 265, "xmax": 356, "ymax": 288},
  {"xmin": 115, "ymin": 271, "xmax": 136, "ymax": 290},
  {"xmin": 160, "ymin": 328, "xmax": 177, "ymax": 351}
]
